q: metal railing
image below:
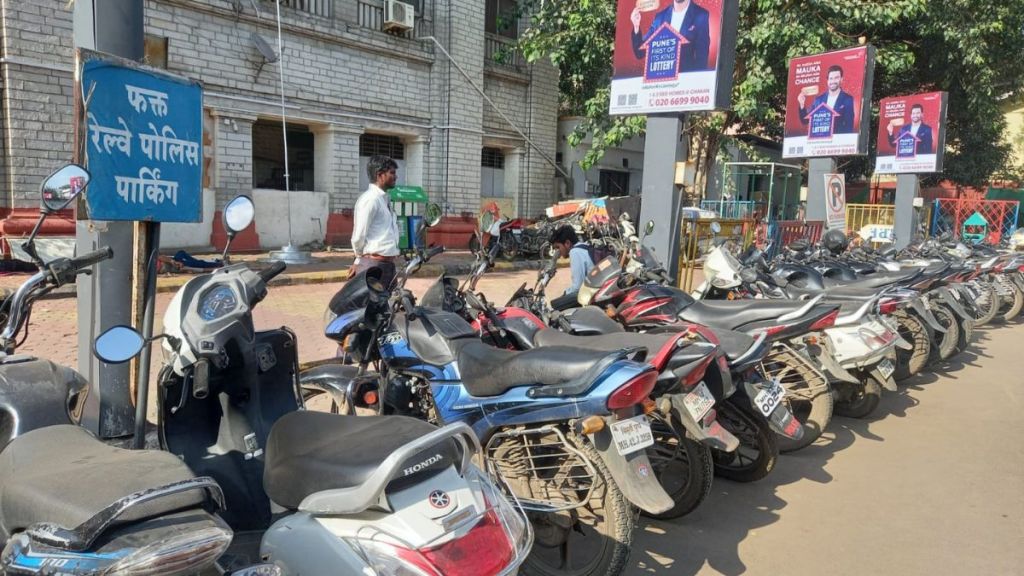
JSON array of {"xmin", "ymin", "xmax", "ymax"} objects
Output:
[
  {"xmin": 281, "ymin": 0, "xmax": 331, "ymax": 18},
  {"xmin": 678, "ymin": 218, "xmax": 756, "ymax": 292},
  {"xmin": 846, "ymin": 204, "xmax": 895, "ymax": 235},
  {"xmin": 485, "ymin": 34, "xmax": 526, "ymax": 70}
]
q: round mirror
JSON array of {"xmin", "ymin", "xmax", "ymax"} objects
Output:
[
  {"xmin": 94, "ymin": 325, "xmax": 145, "ymax": 364},
  {"xmin": 41, "ymin": 164, "xmax": 90, "ymax": 212},
  {"xmin": 710, "ymin": 221, "xmax": 722, "ymax": 234},
  {"xmin": 480, "ymin": 211, "xmax": 495, "ymax": 235},
  {"xmin": 424, "ymin": 203, "xmax": 443, "ymax": 227},
  {"xmin": 223, "ymin": 195, "xmax": 255, "ymax": 234},
  {"xmin": 644, "ymin": 220, "xmax": 655, "ymax": 235}
]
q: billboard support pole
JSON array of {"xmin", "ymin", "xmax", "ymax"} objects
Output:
[
  {"xmin": 894, "ymin": 174, "xmax": 920, "ymax": 250},
  {"xmin": 74, "ymin": 0, "xmax": 144, "ymax": 440},
  {"xmin": 639, "ymin": 114, "xmax": 687, "ymax": 281},
  {"xmin": 807, "ymin": 157, "xmax": 836, "ymax": 222}
]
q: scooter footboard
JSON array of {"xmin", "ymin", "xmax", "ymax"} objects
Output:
[
  {"xmin": 297, "ymin": 422, "xmax": 481, "ymax": 516},
  {"xmin": 587, "ymin": 419, "xmax": 674, "ymax": 515}
]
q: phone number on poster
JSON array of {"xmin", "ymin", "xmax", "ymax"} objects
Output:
[{"xmin": 649, "ymin": 95, "xmax": 711, "ymax": 107}]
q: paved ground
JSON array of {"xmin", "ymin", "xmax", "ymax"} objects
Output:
[
  {"xmin": 629, "ymin": 321, "xmax": 1024, "ymax": 576},
  {"xmin": 13, "ymin": 265, "xmax": 1023, "ymax": 575}
]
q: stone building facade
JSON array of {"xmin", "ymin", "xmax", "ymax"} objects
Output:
[{"xmin": 0, "ymin": 0, "xmax": 559, "ymax": 249}]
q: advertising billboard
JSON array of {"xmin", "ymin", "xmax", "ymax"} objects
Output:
[
  {"xmin": 782, "ymin": 46, "xmax": 876, "ymax": 159},
  {"xmin": 609, "ymin": 0, "xmax": 738, "ymax": 115},
  {"xmin": 875, "ymin": 91, "xmax": 949, "ymax": 174}
]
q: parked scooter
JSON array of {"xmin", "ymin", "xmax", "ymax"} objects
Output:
[
  {"xmin": 319, "ymin": 212, "xmax": 674, "ymax": 576},
  {"xmin": 0, "ymin": 165, "xmax": 240, "ymax": 576},
  {"xmin": 132, "ymin": 196, "xmax": 530, "ymax": 575}
]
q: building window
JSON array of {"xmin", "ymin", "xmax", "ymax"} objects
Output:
[
  {"xmin": 599, "ymin": 170, "xmax": 630, "ymax": 197},
  {"xmin": 481, "ymin": 147, "xmax": 505, "ymax": 169},
  {"xmin": 360, "ymin": 133, "xmax": 406, "ymax": 160},
  {"xmin": 144, "ymin": 35, "xmax": 168, "ymax": 69},
  {"xmin": 252, "ymin": 120, "xmax": 315, "ymax": 190},
  {"xmin": 278, "ymin": 0, "xmax": 331, "ymax": 18},
  {"xmin": 485, "ymin": 0, "xmax": 518, "ymax": 39}
]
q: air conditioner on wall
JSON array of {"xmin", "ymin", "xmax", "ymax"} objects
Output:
[{"xmin": 384, "ymin": 0, "xmax": 415, "ymax": 32}]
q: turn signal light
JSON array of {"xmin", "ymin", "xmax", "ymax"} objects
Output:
[
  {"xmin": 641, "ymin": 397, "xmax": 657, "ymax": 414},
  {"xmin": 579, "ymin": 415, "xmax": 606, "ymax": 435},
  {"xmin": 363, "ymin": 390, "xmax": 379, "ymax": 405},
  {"xmin": 607, "ymin": 371, "xmax": 658, "ymax": 410}
]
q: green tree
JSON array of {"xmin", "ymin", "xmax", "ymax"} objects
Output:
[{"xmin": 516, "ymin": 0, "xmax": 1024, "ymax": 191}]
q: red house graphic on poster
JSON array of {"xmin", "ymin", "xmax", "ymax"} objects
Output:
[
  {"xmin": 641, "ymin": 24, "xmax": 687, "ymax": 83},
  {"xmin": 806, "ymin": 102, "xmax": 840, "ymax": 140}
]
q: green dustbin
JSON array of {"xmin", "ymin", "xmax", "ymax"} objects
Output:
[{"xmin": 389, "ymin": 185, "xmax": 428, "ymax": 250}]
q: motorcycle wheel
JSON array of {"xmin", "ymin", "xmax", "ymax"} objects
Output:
[
  {"xmin": 972, "ymin": 283, "xmax": 1000, "ymax": 326},
  {"xmin": 644, "ymin": 412, "xmax": 713, "ymax": 519},
  {"xmin": 833, "ymin": 375, "xmax": 882, "ymax": 419},
  {"xmin": 468, "ymin": 234, "xmax": 481, "ymax": 255},
  {"xmin": 763, "ymin": 352, "xmax": 832, "ymax": 453},
  {"xmin": 500, "ymin": 232, "xmax": 520, "ymax": 261},
  {"xmin": 711, "ymin": 399, "xmax": 778, "ymax": 483},
  {"xmin": 517, "ymin": 432, "xmax": 634, "ymax": 576},
  {"xmin": 928, "ymin": 303, "xmax": 960, "ymax": 364},
  {"xmin": 893, "ymin": 311, "xmax": 930, "ymax": 380},
  {"xmin": 539, "ymin": 241, "xmax": 552, "ymax": 259},
  {"xmin": 999, "ymin": 283, "xmax": 1024, "ymax": 322}
]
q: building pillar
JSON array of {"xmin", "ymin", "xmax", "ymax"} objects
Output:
[
  {"xmin": 310, "ymin": 123, "xmax": 361, "ymax": 246},
  {"xmin": 504, "ymin": 147, "xmax": 524, "ymax": 217},
  {"xmin": 209, "ymin": 111, "xmax": 259, "ymax": 250},
  {"xmin": 403, "ymin": 135, "xmax": 429, "ymax": 188}
]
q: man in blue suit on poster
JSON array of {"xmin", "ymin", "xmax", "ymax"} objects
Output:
[
  {"xmin": 630, "ymin": 0, "xmax": 711, "ymax": 73},
  {"xmin": 887, "ymin": 104, "xmax": 934, "ymax": 154},
  {"xmin": 798, "ymin": 65, "xmax": 856, "ymax": 134}
]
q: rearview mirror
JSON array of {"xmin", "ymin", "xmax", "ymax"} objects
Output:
[
  {"xmin": 94, "ymin": 325, "xmax": 145, "ymax": 364},
  {"xmin": 710, "ymin": 221, "xmax": 722, "ymax": 235},
  {"xmin": 223, "ymin": 195, "xmax": 255, "ymax": 234},
  {"xmin": 41, "ymin": 164, "xmax": 89, "ymax": 213},
  {"xmin": 424, "ymin": 203, "xmax": 442, "ymax": 227}
]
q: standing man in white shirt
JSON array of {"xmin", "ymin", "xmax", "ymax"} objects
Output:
[{"xmin": 349, "ymin": 155, "xmax": 401, "ymax": 287}]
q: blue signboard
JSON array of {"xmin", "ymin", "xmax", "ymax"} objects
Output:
[
  {"xmin": 642, "ymin": 24, "xmax": 683, "ymax": 83},
  {"xmin": 81, "ymin": 54, "xmax": 203, "ymax": 222},
  {"xmin": 808, "ymin": 104, "xmax": 837, "ymax": 140},
  {"xmin": 896, "ymin": 132, "xmax": 919, "ymax": 159}
]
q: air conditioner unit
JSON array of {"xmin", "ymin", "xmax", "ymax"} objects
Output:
[{"xmin": 384, "ymin": 0, "xmax": 415, "ymax": 32}]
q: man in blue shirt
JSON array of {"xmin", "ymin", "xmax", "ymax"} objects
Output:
[{"xmin": 550, "ymin": 225, "xmax": 594, "ymax": 295}]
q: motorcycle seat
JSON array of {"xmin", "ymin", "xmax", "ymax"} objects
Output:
[
  {"xmin": 561, "ymin": 306, "xmax": 626, "ymax": 335},
  {"xmin": 264, "ymin": 411, "xmax": 458, "ymax": 510},
  {"xmin": 454, "ymin": 339, "xmax": 628, "ymax": 397},
  {"xmin": 0, "ymin": 425, "xmax": 204, "ymax": 538},
  {"xmin": 708, "ymin": 328, "xmax": 757, "ymax": 362},
  {"xmin": 677, "ymin": 299, "xmax": 809, "ymax": 331},
  {"xmin": 785, "ymin": 284, "xmax": 879, "ymax": 302},
  {"xmin": 825, "ymin": 269, "xmax": 921, "ymax": 289},
  {"xmin": 532, "ymin": 329, "xmax": 681, "ymax": 367}
]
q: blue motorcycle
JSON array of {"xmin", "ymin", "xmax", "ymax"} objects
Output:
[{"xmin": 310, "ymin": 239, "xmax": 674, "ymax": 576}]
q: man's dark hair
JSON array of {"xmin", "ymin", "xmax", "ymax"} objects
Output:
[
  {"xmin": 827, "ymin": 65, "xmax": 844, "ymax": 77},
  {"xmin": 366, "ymin": 155, "xmax": 398, "ymax": 182},
  {"xmin": 911, "ymin": 103, "xmax": 924, "ymax": 112},
  {"xmin": 550, "ymin": 225, "xmax": 579, "ymax": 246}
]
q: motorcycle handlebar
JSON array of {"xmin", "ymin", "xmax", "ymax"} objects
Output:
[
  {"xmin": 259, "ymin": 261, "xmax": 287, "ymax": 283},
  {"xmin": 71, "ymin": 247, "xmax": 114, "ymax": 272},
  {"xmin": 192, "ymin": 358, "xmax": 210, "ymax": 400},
  {"xmin": 426, "ymin": 245, "xmax": 445, "ymax": 260}
]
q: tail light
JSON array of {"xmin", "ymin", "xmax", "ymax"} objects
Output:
[
  {"xmin": 1018, "ymin": 265, "xmax": 1024, "ymax": 273},
  {"xmin": 878, "ymin": 299, "xmax": 899, "ymax": 315},
  {"xmin": 678, "ymin": 354, "xmax": 716, "ymax": 391},
  {"xmin": 809, "ymin": 309, "xmax": 840, "ymax": 330},
  {"xmin": 351, "ymin": 492, "xmax": 526, "ymax": 576},
  {"xmin": 607, "ymin": 370, "xmax": 659, "ymax": 410},
  {"xmin": 105, "ymin": 526, "xmax": 233, "ymax": 576}
]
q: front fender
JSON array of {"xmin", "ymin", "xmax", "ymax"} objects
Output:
[
  {"xmin": 937, "ymin": 287, "xmax": 972, "ymax": 321},
  {"xmin": 910, "ymin": 298, "xmax": 945, "ymax": 334},
  {"xmin": 587, "ymin": 420, "xmax": 674, "ymax": 515}
]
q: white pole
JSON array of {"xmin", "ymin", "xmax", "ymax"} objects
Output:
[{"xmin": 274, "ymin": 0, "xmax": 293, "ymax": 246}]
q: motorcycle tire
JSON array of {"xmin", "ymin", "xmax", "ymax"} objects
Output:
[
  {"xmin": 711, "ymin": 399, "xmax": 778, "ymax": 483},
  {"xmin": 955, "ymin": 314, "xmax": 973, "ymax": 356},
  {"xmin": 893, "ymin": 311, "xmax": 930, "ymax": 381},
  {"xmin": 499, "ymin": 232, "xmax": 520, "ymax": 261},
  {"xmin": 833, "ymin": 375, "xmax": 882, "ymax": 419},
  {"xmin": 644, "ymin": 412, "xmax": 714, "ymax": 519},
  {"xmin": 928, "ymin": 303, "xmax": 960, "ymax": 364},
  {"xmin": 766, "ymin": 353, "xmax": 832, "ymax": 453},
  {"xmin": 468, "ymin": 234, "xmax": 481, "ymax": 255},
  {"xmin": 518, "ymin": 431, "xmax": 634, "ymax": 576},
  {"xmin": 972, "ymin": 283, "xmax": 1000, "ymax": 326},
  {"xmin": 1000, "ymin": 283, "xmax": 1024, "ymax": 322}
]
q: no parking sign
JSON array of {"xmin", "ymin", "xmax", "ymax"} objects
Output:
[{"xmin": 824, "ymin": 173, "xmax": 847, "ymax": 231}]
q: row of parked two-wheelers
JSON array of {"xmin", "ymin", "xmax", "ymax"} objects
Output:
[{"xmin": 0, "ymin": 165, "xmax": 1019, "ymax": 576}]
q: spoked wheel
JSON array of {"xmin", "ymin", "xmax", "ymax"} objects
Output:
[
  {"xmin": 712, "ymin": 399, "xmax": 778, "ymax": 483},
  {"xmin": 928, "ymin": 303, "xmax": 960, "ymax": 363},
  {"xmin": 500, "ymin": 232, "xmax": 520, "ymax": 261},
  {"xmin": 893, "ymin": 311, "xmax": 931, "ymax": 380},
  {"xmin": 972, "ymin": 283, "xmax": 1000, "ymax": 326},
  {"xmin": 999, "ymin": 283, "xmax": 1024, "ymax": 322},
  {"xmin": 511, "ymin": 432, "xmax": 634, "ymax": 576},
  {"xmin": 761, "ymin": 349, "xmax": 832, "ymax": 452},
  {"xmin": 644, "ymin": 412, "xmax": 713, "ymax": 519},
  {"xmin": 833, "ymin": 376, "xmax": 882, "ymax": 419},
  {"xmin": 300, "ymin": 386, "xmax": 346, "ymax": 415}
]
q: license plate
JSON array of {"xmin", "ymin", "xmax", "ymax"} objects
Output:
[
  {"xmin": 877, "ymin": 358, "xmax": 895, "ymax": 380},
  {"xmin": 609, "ymin": 415, "xmax": 654, "ymax": 456},
  {"xmin": 754, "ymin": 379, "xmax": 786, "ymax": 417},
  {"xmin": 682, "ymin": 382, "xmax": 716, "ymax": 422},
  {"xmin": 512, "ymin": 229, "xmax": 522, "ymax": 235}
]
